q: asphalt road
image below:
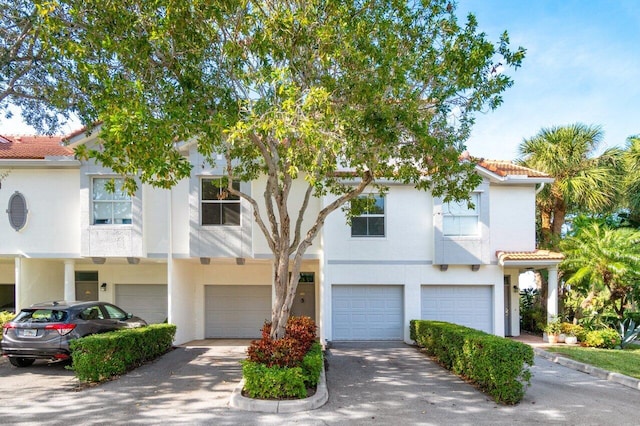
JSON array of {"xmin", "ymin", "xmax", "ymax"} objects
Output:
[{"xmin": 0, "ymin": 341, "xmax": 637, "ymax": 425}]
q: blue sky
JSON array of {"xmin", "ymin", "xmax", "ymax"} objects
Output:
[
  {"xmin": 2, "ymin": 1, "xmax": 639, "ymax": 161},
  {"xmin": 457, "ymin": 0, "xmax": 640, "ymax": 160}
]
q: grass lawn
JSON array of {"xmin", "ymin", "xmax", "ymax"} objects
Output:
[{"xmin": 547, "ymin": 344, "xmax": 640, "ymax": 379}]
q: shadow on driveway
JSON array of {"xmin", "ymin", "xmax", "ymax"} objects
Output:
[{"xmin": 1, "ymin": 340, "xmax": 638, "ymax": 425}]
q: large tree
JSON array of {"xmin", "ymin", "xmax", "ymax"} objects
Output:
[
  {"xmin": 518, "ymin": 123, "xmax": 623, "ymax": 249},
  {"xmin": 40, "ymin": 0, "xmax": 525, "ymax": 338},
  {"xmin": 560, "ymin": 222, "xmax": 640, "ymax": 319},
  {"xmin": 0, "ymin": 0, "xmax": 79, "ymax": 132}
]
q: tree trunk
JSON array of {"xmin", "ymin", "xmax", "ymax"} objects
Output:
[
  {"xmin": 270, "ymin": 249, "xmax": 296, "ymax": 339},
  {"xmin": 539, "ymin": 208, "xmax": 553, "ymax": 248},
  {"xmin": 550, "ymin": 198, "xmax": 566, "ymax": 249}
]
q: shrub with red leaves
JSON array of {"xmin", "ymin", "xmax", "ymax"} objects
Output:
[{"xmin": 246, "ymin": 316, "xmax": 317, "ymax": 368}]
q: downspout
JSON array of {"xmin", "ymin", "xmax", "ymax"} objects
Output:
[{"xmin": 535, "ymin": 182, "xmax": 545, "ymax": 195}]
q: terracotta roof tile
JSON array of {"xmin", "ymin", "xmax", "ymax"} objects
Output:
[
  {"xmin": 497, "ymin": 250, "xmax": 565, "ymax": 262},
  {"xmin": 476, "ymin": 160, "xmax": 550, "ymax": 178},
  {"xmin": 0, "ymin": 135, "xmax": 73, "ymax": 159}
]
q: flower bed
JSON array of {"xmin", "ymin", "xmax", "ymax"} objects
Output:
[{"xmin": 242, "ymin": 316, "xmax": 322, "ymax": 399}]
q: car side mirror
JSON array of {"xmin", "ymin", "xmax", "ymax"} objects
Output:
[{"xmin": 126, "ymin": 313, "xmax": 133, "ymax": 319}]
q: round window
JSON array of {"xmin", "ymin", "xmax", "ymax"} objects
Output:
[{"xmin": 7, "ymin": 191, "xmax": 28, "ymax": 231}]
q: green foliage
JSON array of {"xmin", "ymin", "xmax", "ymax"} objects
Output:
[
  {"xmin": 618, "ymin": 319, "xmax": 640, "ymax": 349},
  {"xmin": 0, "ymin": 0, "xmax": 77, "ymax": 132},
  {"xmin": 623, "ymin": 136, "xmax": 640, "ymax": 224},
  {"xmin": 561, "ymin": 323, "xmax": 586, "ymax": 341},
  {"xmin": 410, "ymin": 320, "xmax": 533, "ymax": 405},
  {"xmin": 519, "ymin": 288, "xmax": 546, "ymax": 333},
  {"xmin": 0, "ymin": 311, "xmax": 15, "ymax": 339},
  {"xmin": 301, "ymin": 343, "xmax": 323, "ymax": 388},
  {"xmin": 70, "ymin": 324, "xmax": 176, "ymax": 382},
  {"xmin": 560, "ymin": 222, "xmax": 640, "ymax": 318},
  {"xmin": 37, "ymin": 0, "xmax": 525, "ymax": 335},
  {"xmin": 518, "ymin": 123, "xmax": 624, "ymax": 248},
  {"xmin": 544, "ymin": 319, "xmax": 563, "ymax": 335},
  {"xmin": 547, "ymin": 345, "xmax": 640, "ymax": 379},
  {"xmin": 247, "ymin": 316, "xmax": 317, "ymax": 368},
  {"xmin": 242, "ymin": 342, "xmax": 323, "ymax": 399},
  {"xmin": 241, "ymin": 361, "xmax": 306, "ymax": 399},
  {"xmin": 584, "ymin": 328, "xmax": 621, "ymax": 349}
]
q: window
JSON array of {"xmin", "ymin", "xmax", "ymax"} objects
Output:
[
  {"xmin": 92, "ymin": 178, "xmax": 132, "ymax": 225},
  {"xmin": 351, "ymin": 195, "xmax": 385, "ymax": 237},
  {"xmin": 103, "ymin": 304, "xmax": 127, "ymax": 320},
  {"xmin": 443, "ymin": 193, "xmax": 479, "ymax": 236},
  {"xmin": 201, "ymin": 178, "xmax": 241, "ymax": 226}
]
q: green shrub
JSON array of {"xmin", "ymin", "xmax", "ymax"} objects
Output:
[
  {"xmin": 70, "ymin": 324, "xmax": 176, "ymax": 382},
  {"xmin": 301, "ymin": 342, "xmax": 323, "ymax": 387},
  {"xmin": 561, "ymin": 323, "xmax": 586, "ymax": 341},
  {"xmin": 247, "ymin": 316, "xmax": 317, "ymax": 368},
  {"xmin": 0, "ymin": 311, "xmax": 15, "ymax": 340},
  {"xmin": 242, "ymin": 342, "xmax": 323, "ymax": 399},
  {"xmin": 584, "ymin": 328, "xmax": 621, "ymax": 349},
  {"xmin": 410, "ymin": 320, "xmax": 533, "ymax": 405},
  {"xmin": 624, "ymin": 311, "xmax": 640, "ymax": 325},
  {"xmin": 242, "ymin": 361, "xmax": 306, "ymax": 399}
]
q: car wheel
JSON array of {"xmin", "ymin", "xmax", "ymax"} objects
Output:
[{"xmin": 9, "ymin": 357, "xmax": 35, "ymax": 367}]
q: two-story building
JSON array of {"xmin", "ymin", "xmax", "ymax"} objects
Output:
[{"xmin": 0, "ymin": 132, "xmax": 563, "ymax": 345}]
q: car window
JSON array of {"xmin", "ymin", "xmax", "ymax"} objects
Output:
[
  {"xmin": 103, "ymin": 304, "xmax": 127, "ymax": 320},
  {"xmin": 14, "ymin": 309, "xmax": 67, "ymax": 323},
  {"xmin": 80, "ymin": 306, "xmax": 104, "ymax": 320}
]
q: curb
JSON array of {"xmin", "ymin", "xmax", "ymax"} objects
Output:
[
  {"xmin": 228, "ymin": 363, "xmax": 328, "ymax": 413},
  {"xmin": 534, "ymin": 348, "xmax": 640, "ymax": 391}
]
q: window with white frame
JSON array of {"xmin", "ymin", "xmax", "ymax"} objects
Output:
[
  {"xmin": 201, "ymin": 177, "xmax": 241, "ymax": 226},
  {"xmin": 92, "ymin": 178, "xmax": 132, "ymax": 225},
  {"xmin": 351, "ymin": 195, "xmax": 385, "ymax": 237},
  {"xmin": 443, "ymin": 193, "xmax": 479, "ymax": 236}
]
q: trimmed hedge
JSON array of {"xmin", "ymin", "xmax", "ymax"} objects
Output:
[
  {"xmin": 242, "ymin": 341, "xmax": 323, "ymax": 399},
  {"xmin": 70, "ymin": 323, "xmax": 176, "ymax": 382},
  {"xmin": 410, "ymin": 320, "xmax": 533, "ymax": 405}
]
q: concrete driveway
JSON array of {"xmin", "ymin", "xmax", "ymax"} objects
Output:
[{"xmin": 0, "ymin": 341, "xmax": 637, "ymax": 425}]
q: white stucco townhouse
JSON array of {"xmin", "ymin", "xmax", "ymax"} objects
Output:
[{"xmin": 0, "ymin": 131, "xmax": 563, "ymax": 345}]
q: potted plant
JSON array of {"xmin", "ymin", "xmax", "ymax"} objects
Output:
[
  {"xmin": 564, "ymin": 334, "xmax": 578, "ymax": 345},
  {"xmin": 545, "ymin": 320, "xmax": 563, "ymax": 344}
]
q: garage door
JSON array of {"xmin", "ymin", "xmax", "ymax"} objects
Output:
[
  {"xmin": 205, "ymin": 285, "xmax": 271, "ymax": 338},
  {"xmin": 332, "ymin": 285, "xmax": 403, "ymax": 340},
  {"xmin": 115, "ymin": 284, "xmax": 168, "ymax": 324},
  {"xmin": 421, "ymin": 285, "xmax": 493, "ymax": 333}
]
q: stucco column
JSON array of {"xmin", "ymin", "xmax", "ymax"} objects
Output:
[
  {"xmin": 64, "ymin": 260, "xmax": 75, "ymax": 301},
  {"xmin": 14, "ymin": 257, "xmax": 21, "ymax": 312},
  {"xmin": 547, "ymin": 266, "xmax": 558, "ymax": 323}
]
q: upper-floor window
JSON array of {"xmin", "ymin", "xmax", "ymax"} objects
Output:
[
  {"xmin": 92, "ymin": 178, "xmax": 132, "ymax": 225},
  {"xmin": 351, "ymin": 195, "xmax": 385, "ymax": 237},
  {"xmin": 201, "ymin": 177, "xmax": 241, "ymax": 226},
  {"xmin": 443, "ymin": 193, "xmax": 479, "ymax": 236}
]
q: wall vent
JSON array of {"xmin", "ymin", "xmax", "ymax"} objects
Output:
[{"xmin": 7, "ymin": 191, "xmax": 28, "ymax": 231}]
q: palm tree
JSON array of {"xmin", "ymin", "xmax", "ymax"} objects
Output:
[
  {"xmin": 518, "ymin": 123, "xmax": 623, "ymax": 248},
  {"xmin": 623, "ymin": 136, "xmax": 640, "ymax": 226},
  {"xmin": 560, "ymin": 222, "xmax": 640, "ymax": 319}
]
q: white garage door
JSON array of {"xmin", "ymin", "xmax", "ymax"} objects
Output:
[
  {"xmin": 421, "ymin": 285, "xmax": 493, "ymax": 333},
  {"xmin": 115, "ymin": 284, "xmax": 167, "ymax": 324},
  {"xmin": 205, "ymin": 285, "xmax": 271, "ymax": 338},
  {"xmin": 332, "ymin": 285, "xmax": 403, "ymax": 341}
]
